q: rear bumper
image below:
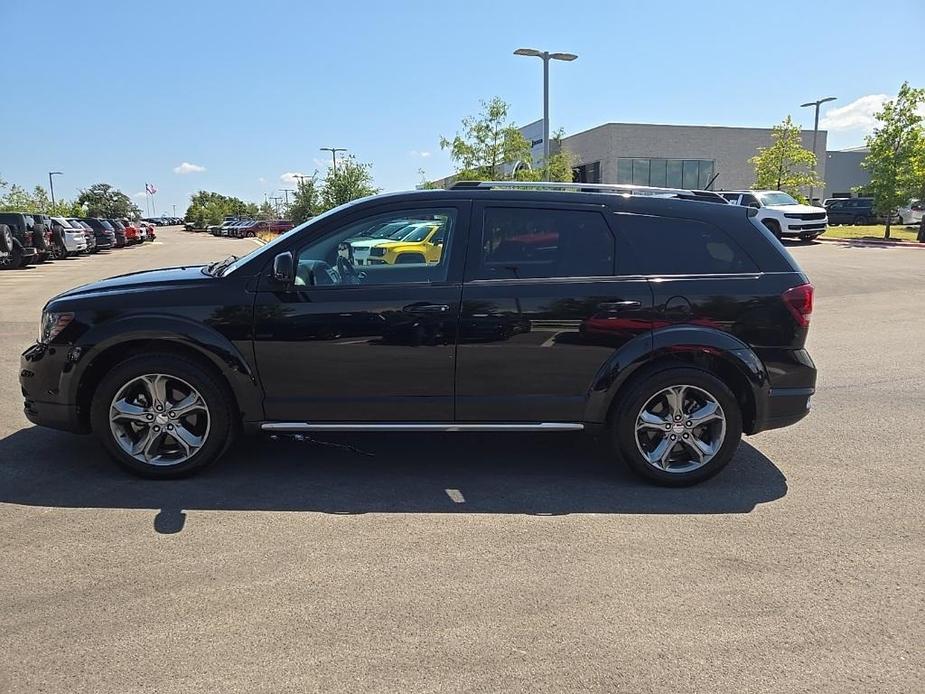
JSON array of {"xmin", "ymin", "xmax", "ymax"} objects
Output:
[{"xmin": 749, "ymin": 348, "xmax": 816, "ymax": 434}]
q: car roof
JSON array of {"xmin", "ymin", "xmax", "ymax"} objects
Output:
[{"xmin": 356, "ymin": 188, "xmax": 748, "ymax": 225}]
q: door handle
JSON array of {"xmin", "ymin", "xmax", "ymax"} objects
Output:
[
  {"xmin": 403, "ymin": 303, "xmax": 451, "ymax": 313},
  {"xmin": 597, "ymin": 300, "xmax": 641, "ymax": 311}
]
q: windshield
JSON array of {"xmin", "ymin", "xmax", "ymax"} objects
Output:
[
  {"xmin": 220, "ymin": 200, "xmax": 366, "ymax": 277},
  {"xmin": 401, "ymin": 223, "xmax": 439, "ymax": 243},
  {"xmin": 758, "ymin": 192, "xmax": 799, "ymax": 206},
  {"xmin": 100, "ymin": 221, "xmax": 114, "ymax": 231}
]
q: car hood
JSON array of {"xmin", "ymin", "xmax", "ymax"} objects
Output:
[
  {"xmin": 765, "ymin": 203, "xmax": 827, "ymax": 214},
  {"xmin": 48, "ymin": 265, "xmax": 210, "ymax": 304}
]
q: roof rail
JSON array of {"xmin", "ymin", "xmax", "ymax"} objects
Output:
[{"xmin": 447, "ymin": 180, "xmax": 728, "ymax": 203}]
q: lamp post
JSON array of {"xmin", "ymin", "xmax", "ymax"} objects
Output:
[
  {"xmin": 48, "ymin": 171, "xmax": 63, "ymax": 207},
  {"xmin": 320, "ymin": 147, "xmax": 347, "ymax": 175},
  {"xmin": 514, "ymin": 48, "xmax": 577, "ymax": 180},
  {"xmin": 799, "ymin": 96, "xmax": 836, "ymax": 204}
]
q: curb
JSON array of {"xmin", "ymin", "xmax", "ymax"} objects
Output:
[{"xmin": 816, "ymin": 236, "xmax": 925, "ymax": 249}]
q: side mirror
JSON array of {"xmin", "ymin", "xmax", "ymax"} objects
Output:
[{"xmin": 272, "ymin": 252, "xmax": 294, "ymax": 284}]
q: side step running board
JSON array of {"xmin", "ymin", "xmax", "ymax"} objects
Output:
[{"xmin": 260, "ymin": 422, "xmax": 584, "ymax": 432}]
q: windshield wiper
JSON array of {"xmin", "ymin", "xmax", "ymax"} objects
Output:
[{"xmin": 204, "ymin": 255, "xmax": 238, "ymax": 277}]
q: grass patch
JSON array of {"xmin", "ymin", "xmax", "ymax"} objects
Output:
[
  {"xmin": 256, "ymin": 230, "xmax": 275, "ymax": 243},
  {"xmin": 823, "ymin": 224, "xmax": 920, "ymax": 242}
]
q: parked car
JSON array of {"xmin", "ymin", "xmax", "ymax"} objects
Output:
[
  {"xmin": 28, "ymin": 213, "xmax": 57, "ymax": 263},
  {"xmin": 50, "ymin": 217, "xmax": 89, "ymax": 256},
  {"xmin": 823, "ymin": 197, "xmax": 895, "ymax": 225},
  {"xmin": 104, "ymin": 219, "xmax": 128, "ymax": 247},
  {"xmin": 0, "ymin": 224, "xmax": 12, "ymax": 264},
  {"xmin": 364, "ymin": 221, "xmax": 446, "ymax": 266},
  {"xmin": 142, "ymin": 222, "xmax": 157, "ymax": 242},
  {"xmin": 720, "ymin": 190, "xmax": 827, "ymax": 241},
  {"xmin": 268, "ymin": 220, "xmax": 294, "ymax": 234},
  {"xmin": 68, "ymin": 220, "xmax": 99, "ymax": 253},
  {"xmin": 21, "ymin": 181, "xmax": 816, "ymax": 486},
  {"xmin": 0, "ymin": 212, "xmax": 39, "ymax": 268},
  {"xmin": 897, "ymin": 199, "xmax": 923, "ymax": 226},
  {"xmin": 76, "ymin": 218, "xmax": 116, "ymax": 250},
  {"xmin": 117, "ymin": 219, "xmax": 141, "ymax": 245}
]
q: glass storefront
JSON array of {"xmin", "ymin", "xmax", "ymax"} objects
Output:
[{"xmin": 616, "ymin": 158, "xmax": 715, "ymax": 189}]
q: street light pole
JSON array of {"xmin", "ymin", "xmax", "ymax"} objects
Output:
[
  {"xmin": 48, "ymin": 171, "xmax": 62, "ymax": 207},
  {"xmin": 799, "ymin": 96, "xmax": 836, "ymax": 204},
  {"xmin": 320, "ymin": 147, "xmax": 347, "ymax": 175},
  {"xmin": 514, "ymin": 48, "xmax": 577, "ymax": 180}
]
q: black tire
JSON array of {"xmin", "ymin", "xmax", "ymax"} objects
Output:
[
  {"xmin": 799, "ymin": 233, "xmax": 817, "ymax": 243},
  {"xmin": 90, "ymin": 353, "xmax": 236, "ymax": 479},
  {"xmin": 395, "ymin": 253, "xmax": 426, "ymax": 264},
  {"xmin": 0, "ymin": 225, "xmax": 11, "ymax": 253},
  {"xmin": 610, "ymin": 367, "xmax": 743, "ymax": 486},
  {"xmin": 762, "ymin": 219, "xmax": 782, "ymax": 240}
]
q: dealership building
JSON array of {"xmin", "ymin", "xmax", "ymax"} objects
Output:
[{"xmin": 515, "ymin": 119, "xmax": 865, "ymax": 202}]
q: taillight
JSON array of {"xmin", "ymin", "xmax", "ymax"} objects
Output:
[{"xmin": 782, "ymin": 283, "xmax": 814, "ymax": 328}]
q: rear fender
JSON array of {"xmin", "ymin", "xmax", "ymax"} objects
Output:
[{"xmin": 584, "ymin": 326, "xmax": 769, "ymax": 428}]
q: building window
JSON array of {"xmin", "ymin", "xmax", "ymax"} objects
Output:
[
  {"xmin": 572, "ymin": 161, "xmax": 601, "ymax": 184},
  {"xmin": 617, "ymin": 158, "xmax": 716, "ymax": 189}
]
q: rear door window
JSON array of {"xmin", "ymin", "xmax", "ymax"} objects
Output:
[
  {"xmin": 469, "ymin": 207, "xmax": 615, "ymax": 280},
  {"xmin": 618, "ymin": 215, "xmax": 758, "ymax": 275}
]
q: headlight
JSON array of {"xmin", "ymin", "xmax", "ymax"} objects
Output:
[
  {"xmin": 39, "ymin": 311, "xmax": 75, "ymax": 343},
  {"xmin": 369, "ymin": 246, "xmax": 385, "ymax": 257}
]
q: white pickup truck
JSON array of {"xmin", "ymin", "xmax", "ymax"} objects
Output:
[{"xmin": 720, "ymin": 190, "xmax": 828, "ymax": 241}]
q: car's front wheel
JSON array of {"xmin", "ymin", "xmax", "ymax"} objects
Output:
[
  {"xmin": 90, "ymin": 353, "xmax": 235, "ymax": 478},
  {"xmin": 611, "ymin": 368, "xmax": 742, "ymax": 486}
]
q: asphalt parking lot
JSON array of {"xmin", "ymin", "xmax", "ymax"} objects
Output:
[{"xmin": 0, "ymin": 229, "xmax": 922, "ymax": 693}]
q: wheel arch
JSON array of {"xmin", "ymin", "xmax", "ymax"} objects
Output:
[
  {"xmin": 70, "ymin": 318, "xmax": 262, "ymax": 431},
  {"xmin": 585, "ymin": 326, "xmax": 768, "ymax": 434}
]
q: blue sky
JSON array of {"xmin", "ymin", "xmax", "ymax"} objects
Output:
[{"xmin": 1, "ymin": 0, "xmax": 923, "ymax": 215}]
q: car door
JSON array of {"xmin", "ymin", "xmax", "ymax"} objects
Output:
[
  {"xmin": 252, "ymin": 201, "xmax": 470, "ymax": 422},
  {"xmin": 455, "ymin": 201, "xmax": 653, "ymax": 422},
  {"xmin": 827, "ymin": 200, "xmax": 849, "ymax": 224}
]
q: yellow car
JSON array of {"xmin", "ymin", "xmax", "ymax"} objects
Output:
[{"xmin": 366, "ymin": 222, "xmax": 446, "ymax": 265}]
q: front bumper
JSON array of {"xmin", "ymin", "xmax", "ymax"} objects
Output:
[{"xmin": 20, "ymin": 342, "xmax": 88, "ymax": 434}]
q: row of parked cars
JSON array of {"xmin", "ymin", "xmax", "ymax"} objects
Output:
[
  {"xmin": 143, "ymin": 216, "xmax": 184, "ymax": 226},
  {"xmin": 0, "ymin": 213, "xmax": 157, "ymax": 269},
  {"xmin": 186, "ymin": 217, "xmax": 295, "ymax": 238},
  {"xmin": 821, "ymin": 197, "xmax": 923, "ymax": 226}
]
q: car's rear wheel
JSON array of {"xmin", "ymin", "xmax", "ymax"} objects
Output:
[
  {"xmin": 91, "ymin": 354, "xmax": 235, "ymax": 478},
  {"xmin": 611, "ymin": 368, "xmax": 742, "ymax": 486}
]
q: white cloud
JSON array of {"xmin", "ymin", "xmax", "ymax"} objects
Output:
[
  {"xmin": 257, "ymin": 176, "xmax": 266, "ymax": 184},
  {"xmin": 410, "ymin": 150, "xmax": 431, "ymax": 158},
  {"xmin": 173, "ymin": 161, "xmax": 206, "ymax": 175},
  {"xmin": 280, "ymin": 171, "xmax": 309, "ymax": 185},
  {"xmin": 820, "ymin": 95, "xmax": 889, "ymax": 132},
  {"xmin": 131, "ymin": 191, "xmax": 147, "ymax": 199}
]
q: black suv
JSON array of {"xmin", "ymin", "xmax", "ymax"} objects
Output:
[
  {"xmin": 824, "ymin": 197, "xmax": 895, "ymax": 225},
  {"xmin": 0, "ymin": 212, "xmax": 39, "ymax": 268},
  {"xmin": 21, "ymin": 182, "xmax": 816, "ymax": 485},
  {"xmin": 76, "ymin": 218, "xmax": 117, "ymax": 250}
]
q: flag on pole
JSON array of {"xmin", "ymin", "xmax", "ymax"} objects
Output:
[{"xmin": 145, "ymin": 183, "xmax": 158, "ymax": 195}]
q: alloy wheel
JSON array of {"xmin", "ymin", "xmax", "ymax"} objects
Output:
[
  {"xmin": 634, "ymin": 384, "xmax": 726, "ymax": 474},
  {"xmin": 109, "ymin": 373, "xmax": 211, "ymax": 466}
]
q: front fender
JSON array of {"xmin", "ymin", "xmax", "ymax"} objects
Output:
[
  {"xmin": 65, "ymin": 314, "xmax": 262, "ymax": 423},
  {"xmin": 583, "ymin": 326, "xmax": 768, "ymax": 425}
]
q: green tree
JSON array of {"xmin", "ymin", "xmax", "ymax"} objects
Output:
[
  {"xmin": 256, "ymin": 200, "xmax": 277, "ymax": 220},
  {"xmin": 749, "ymin": 116, "xmax": 822, "ymax": 203},
  {"xmin": 440, "ymin": 97, "xmax": 533, "ymax": 180},
  {"xmin": 861, "ymin": 82, "xmax": 925, "ymax": 239},
  {"xmin": 289, "ymin": 173, "xmax": 321, "ymax": 223},
  {"xmin": 76, "ymin": 183, "xmax": 142, "ymax": 218},
  {"xmin": 440, "ymin": 98, "xmax": 574, "ymax": 182},
  {"xmin": 185, "ymin": 191, "xmax": 252, "ymax": 228},
  {"xmin": 319, "ymin": 156, "xmax": 379, "ymax": 212}
]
